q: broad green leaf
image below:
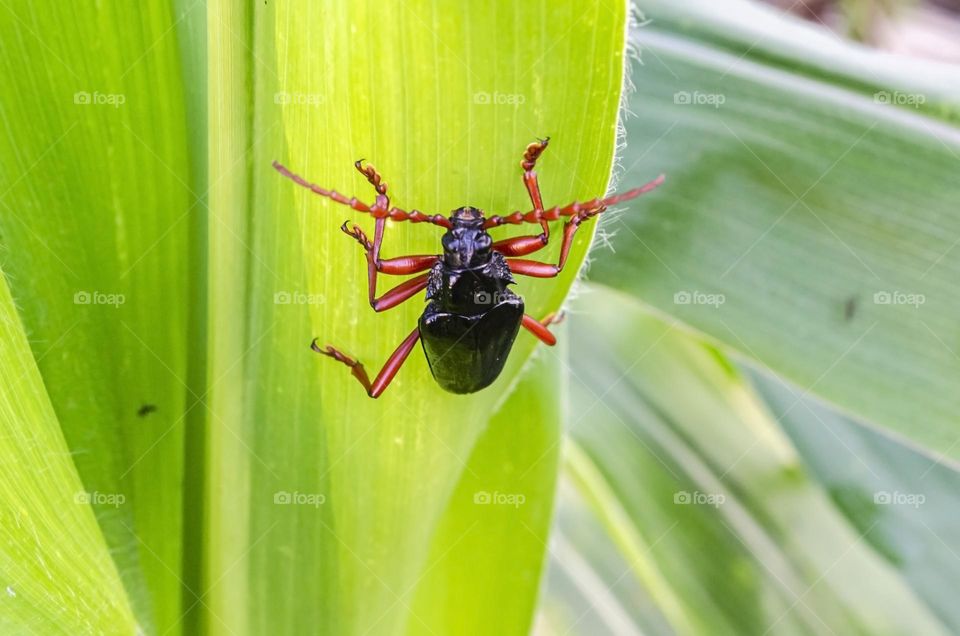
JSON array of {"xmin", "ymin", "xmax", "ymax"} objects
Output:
[
  {"xmin": 407, "ymin": 349, "xmax": 563, "ymax": 635},
  {"xmin": 753, "ymin": 369, "xmax": 960, "ymax": 631},
  {"xmin": 588, "ymin": 0, "xmax": 960, "ymax": 461},
  {"xmin": 0, "ymin": 2, "xmax": 199, "ymax": 632},
  {"xmin": 0, "ymin": 267, "xmax": 137, "ymax": 634},
  {"xmin": 204, "ymin": 1, "xmax": 627, "ymax": 633},
  {"xmin": 538, "ymin": 284, "xmax": 947, "ymax": 634}
]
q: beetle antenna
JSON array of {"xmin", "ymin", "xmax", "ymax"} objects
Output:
[
  {"xmin": 273, "ymin": 160, "xmax": 372, "ymax": 212},
  {"xmin": 272, "ymin": 160, "xmax": 452, "ymax": 228},
  {"xmin": 483, "ymin": 173, "xmax": 665, "ymax": 229}
]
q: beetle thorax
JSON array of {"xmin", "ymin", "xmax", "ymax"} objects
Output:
[{"xmin": 442, "ymin": 207, "xmax": 492, "ymax": 269}]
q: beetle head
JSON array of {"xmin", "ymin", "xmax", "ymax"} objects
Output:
[{"xmin": 443, "ymin": 207, "xmax": 493, "ymax": 268}]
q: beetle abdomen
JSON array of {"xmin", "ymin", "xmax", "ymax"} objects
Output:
[{"xmin": 419, "ymin": 295, "xmax": 524, "ymax": 394}]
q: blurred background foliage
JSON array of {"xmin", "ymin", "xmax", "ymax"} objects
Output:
[{"xmin": 537, "ymin": 0, "xmax": 960, "ymax": 633}]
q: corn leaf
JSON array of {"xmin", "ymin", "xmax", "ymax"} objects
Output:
[
  {"xmin": 0, "ymin": 267, "xmax": 138, "ymax": 634},
  {"xmin": 537, "ymin": 284, "xmax": 950, "ymax": 634},
  {"xmin": 203, "ymin": 1, "xmax": 628, "ymax": 633},
  {"xmin": 589, "ymin": 0, "xmax": 960, "ymax": 461},
  {"xmin": 0, "ymin": 1, "xmax": 200, "ymax": 632},
  {"xmin": 753, "ymin": 369, "xmax": 960, "ymax": 631}
]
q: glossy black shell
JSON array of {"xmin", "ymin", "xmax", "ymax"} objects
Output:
[{"xmin": 419, "ymin": 252, "xmax": 523, "ymax": 394}]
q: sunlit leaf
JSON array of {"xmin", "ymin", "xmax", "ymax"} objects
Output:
[
  {"xmin": 0, "ymin": 267, "xmax": 138, "ymax": 634},
  {"xmin": 203, "ymin": 1, "xmax": 628, "ymax": 633},
  {"xmin": 0, "ymin": 1, "xmax": 200, "ymax": 631}
]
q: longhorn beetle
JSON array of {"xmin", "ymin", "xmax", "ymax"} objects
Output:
[{"xmin": 273, "ymin": 138, "xmax": 664, "ymax": 398}]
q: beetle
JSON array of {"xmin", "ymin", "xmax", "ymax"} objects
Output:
[{"xmin": 273, "ymin": 137, "xmax": 663, "ymax": 398}]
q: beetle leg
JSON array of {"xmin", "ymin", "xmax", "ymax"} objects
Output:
[
  {"xmin": 487, "ymin": 138, "xmax": 555, "ymax": 258},
  {"xmin": 491, "ymin": 234, "xmax": 549, "ymax": 257},
  {"xmin": 521, "ymin": 311, "xmax": 566, "ymax": 346},
  {"xmin": 503, "ymin": 210, "xmax": 586, "ymax": 277},
  {"xmin": 340, "ymin": 218, "xmax": 438, "ymax": 274},
  {"xmin": 340, "ymin": 218, "xmax": 438, "ymax": 307},
  {"xmin": 505, "ymin": 207, "xmax": 611, "ymax": 278},
  {"xmin": 353, "ymin": 159, "xmax": 388, "ymax": 198},
  {"xmin": 347, "ymin": 165, "xmax": 440, "ymax": 306},
  {"xmin": 372, "ymin": 255, "xmax": 439, "ymax": 275},
  {"xmin": 353, "ymin": 159, "xmax": 391, "ymax": 214},
  {"xmin": 520, "ymin": 137, "xmax": 551, "ymax": 239},
  {"xmin": 312, "ymin": 327, "xmax": 420, "ymax": 399},
  {"xmin": 353, "ymin": 161, "xmax": 453, "ymax": 229},
  {"xmin": 507, "ymin": 258, "xmax": 559, "ymax": 278},
  {"xmin": 370, "ymin": 272, "xmax": 431, "ymax": 312}
]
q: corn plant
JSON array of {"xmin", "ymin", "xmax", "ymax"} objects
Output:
[{"xmin": 0, "ymin": 0, "xmax": 958, "ymax": 635}]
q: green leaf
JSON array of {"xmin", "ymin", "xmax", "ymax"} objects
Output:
[
  {"xmin": 0, "ymin": 2, "xmax": 200, "ymax": 632},
  {"xmin": 588, "ymin": 0, "xmax": 960, "ymax": 461},
  {"xmin": 407, "ymin": 350, "xmax": 563, "ymax": 635},
  {"xmin": 752, "ymin": 369, "xmax": 960, "ymax": 631},
  {"xmin": 0, "ymin": 267, "xmax": 137, "ymax": 634},
  {"xmin": 203, "ymin": 1, "xmax": 628, "ymax": 633},
  {"xmin": 538, "ymin": 284, "xmax": 950, "ymax": 634}
]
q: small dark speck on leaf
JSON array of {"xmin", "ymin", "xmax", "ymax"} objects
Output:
[
  {"xmin": 137, "ymin": 404, "xmax": 157, "ymax": 417},
  {"xmin": 843, "ymin": 296, "xmax": 857, "ymax": 322}
]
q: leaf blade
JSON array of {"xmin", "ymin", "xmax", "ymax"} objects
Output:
[
  {"xmin": 589, "ymin": 5, "xmax": 960, "ymax": 461},
  {"xmin": 0, "ymin": 267, "xmax": 138, "ymax": 635},
  {"xmin": 539, "ymin": 284, "xmax": 950, "ymax": 634}
]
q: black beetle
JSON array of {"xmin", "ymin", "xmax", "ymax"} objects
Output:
[{"xmin": 273, "ymin": 138, "xmax": 663, "ymax": 398}]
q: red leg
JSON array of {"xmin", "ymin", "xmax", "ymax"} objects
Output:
[
  {"xmin": 508, "ymin": 259, "xmax": 559, "ymax": 278},
  {"xmin": 329, "ymin": 162, "xmax": 439, "ymax": 309},
  {"xmin": 506, "ymin": 199, "xmax": 622, "ymax": 278},
  {"xmin": 353, "ymin": 162, "xmax": 392, "ymax": 302},
  {"xmin": 521, "ymin": 311, "xmax": 565, "ymax": 346},
  {"xmin": 492, "ymin": 234, "xmax": 549, "ymax": 257},
  {"xmin": 339, "ymin": 219, "xmax": 438, "ymax": 307},
  {"xmin": 491, "ymin": 138, "xmax": 553, "ymax": 258},
  {"xmin": 313, "ymin": 327, "xmax": 420, "ymax": 398},
  {"xmin": 370, "ymin": 273, "xmax": 431, "ymax": 312},
  {"xmin": 521, "ymin": 137, "xmax": 551, "ymax": 238},
  {"xmin": 506, "ymin": 209, "xmax": 584, "ymax": 277}
]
